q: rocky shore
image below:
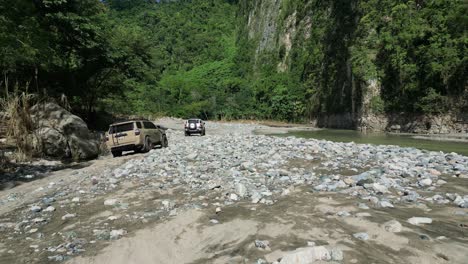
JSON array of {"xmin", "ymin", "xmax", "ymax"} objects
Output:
[{"xmin": 0, "ymin": 120, "xmax": 467, "ymax": 264}]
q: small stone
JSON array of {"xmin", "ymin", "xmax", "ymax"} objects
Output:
[
  {"xmin": 408, "ymin": 217, "xmax": 432, "ymax": 225},
  {"xmin": 42, "ymin": 197, "xmax": 55, "ymax": 205},
  {"xmin": 372, "ymin": 183, "xmax": 389, "ymax": 193},
  {"xmin": 110, "ymin": 229, "xmax": 126, "ymax": 240},
  {"xmin": 32, "ymin": 218, "xmax": 46, "ymax": 223},
  {"xmin": 337, "ymin": 211, "xmax": 351, "ymax": 217},
  {"xmin": 104, "ymin": 199, "xmax": 120, "ymax": 206},
  {"xmin": 358, "ymin": 203, "xmax": 370, "ymax": 209},
  {"xmin": 254, "ymin": 240, "xmax": 270, "ymax": 250},
  {"xmin": 44, "ymin": 206, "xmax": 56, "ymax": 212},
  {"xmin": 279, "ymin": 246, "xmax": 331, "ymax": 263},
  {"xmin": 330, "ymin": 248, "xmax": 344, "ymax": 261},
  {"xmin": 30, "ymin": 205, "xmax": 42, "ymax": 213},
  {"xmin": 236, "ymin": 183, "xmax": 247, "ymax": 197},
  {"xmin": 383, "ymin": 220, "xmax": 402, "ymax": 232},
  {"xmin": 48, "ymin": 255, "xmax": 65, "ymax": 261},
  {"xmin": 229, "ymin": 193, "xmax": 239, "ymax": 201},
  {"xmin": 418, "ymin": 179, "xmax": 432, "ymax": 187},
  {"xmin": 343, "ymin": 178, "xmax": 356, "ymax": 185},
  {"xmin": 436, "ymin": 180, "xmax": 447, "ymax": 185},
  {"xmin": 29, "ymin": 228, "xmax": 38, "ymax": 234},
  {"xmin": 356, "ymin": 212, "xmax": 371, "ymax": 217},
  {"xmin": 251, "ymin": 192, "xmax": 262, "ymax": 204},
  {"xmin": 353, "ymin": 232, "xmax": 369, "ymax": 240},
  {"xmin": 209, "ymin": 219, "xmax": 219, "ymax": 224},
  {"xmin": 108, "ymin": 216, "xmax": 119, "ymax": 221},
  {"xmin": 215, "ymin": 207, "xmax": 222, "ymax": 213},
  {"xmin": 72, "ymin": 197, "xmax": 80, "ymax": 203},
  {"xmin": 91, "ymin": 177, "xmax": 99, "ymax": 185},
  {"xmin": 379, "ymin": 200, "xmax": 394, "ymax": 208},
  {"xmin": 61, "ymin": 213, "xmax": 76, "ymax": 220},
  {"xmin": 419, "ymin": 234, "xmax": 431, "ymax": 240}
]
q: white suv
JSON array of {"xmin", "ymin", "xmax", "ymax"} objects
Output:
[{"xmin": 184, "ymin": 119, "xmax": 206, "ymax": 136}]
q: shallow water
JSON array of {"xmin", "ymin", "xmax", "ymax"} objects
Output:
[{"xmin": 282, "ymin": 129, "xmax": 468, "ymax": 156}]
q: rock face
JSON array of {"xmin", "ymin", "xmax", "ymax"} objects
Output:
[
  {"xmin": 359, "ymin": 113, "xmax": 468, "ymax": 134},
  {"xmin": 29, "ymin": 102, "xmax": 99, "ymax": 160}
]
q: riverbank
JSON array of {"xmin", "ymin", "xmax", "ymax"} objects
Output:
[{"xmin": 0, "ymin": 120, "xmax": 467, "ymax": 264}]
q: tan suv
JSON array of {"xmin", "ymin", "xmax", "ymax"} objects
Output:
[{"xmin": 105, "ymin": 120, "xmax": 168, "ymax": 157}]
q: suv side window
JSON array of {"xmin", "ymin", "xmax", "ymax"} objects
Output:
[
  {"xmin": 136, "ymin": 122, "xmax": 142, "ymax": 129},
  {"xmin": 143, "ymin": 121, "xmax": 156, "ymax": 129}
]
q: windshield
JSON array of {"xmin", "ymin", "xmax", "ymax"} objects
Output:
[{"xmin": 109, "ymin": 123, "xmax": 134, "ymax": 134}]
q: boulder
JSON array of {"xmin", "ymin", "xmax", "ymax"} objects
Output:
[{"xmin": 29, "ymin": 102, "xmax": 99, "ymax": 160}]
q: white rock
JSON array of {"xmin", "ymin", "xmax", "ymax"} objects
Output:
[
  {"xmin": 379, "ymin": 201, "xmax": 394, "ymax": 208},
  {"xmin": 110, "ymin": 229, "xmax": 127, "ymax": 240},
  {"xmin": 330, "ymin": 248, "xmax": 344, "ymax": 261},
  {"xmin": 61, "ymin": 213, "xmax": 76, "ymax": 220},
  {"xmin": 30, "ymin": 206, "xmax": 42, "ymax": 212},
  {"xmin": 44, "ymin": 206, "xmax": 56, "ymax": 212},
  {"xmin": 72, "ymin": 197, "xmax": 80, "ymax": 203},
  {"xmin": 229, "ymin": 193, "xmax": 239, "ymax": 201},
  {"xmin": 408, "ymin": 217, "xmax": 432, "ymax": 225},
  {"xmin": 353, "ymin": 232, "xmax": 369, "ymax": 240},
  {"xmin": 383, "ymin": 220, "xmax": 402, "ymax": 232},
  {"xmin": 436, "ymin": 179, "xmax": 447, "ymax": 185},
  {"xmin": 251, "ymin": 192, "xmax": 262, "ymax": 204},
  {"xmin": 32, "ymin": 218, "xmax": 46, "ymax": 223},
  {"xmin": 215, "ymin": 207, "xmax": 222, "ymax": 213},
  {"xmin": 279, "ymin": 246, "xmax": 331, "ymax": 264},
  {"xmin": 236, "ymin": 183, "xmax": 247, "ymax": 197},
  {"xmin": 372, "ymin": 183, "xmax": 388, "ymax": 193},
  {"xmin": 418, "ymin": 179, "xmax": 432, "ymax": 187},
  {"xmin": 104, "ymin": 199, "xmax": 120, "ymax": 206}
]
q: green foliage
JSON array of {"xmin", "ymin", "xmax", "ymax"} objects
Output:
[
  {"xmin": 369, "ymin": 96, "xmax": 385, "ymax": 114},
  {"xmin": 1, "ymin": 0, "xmax": 466, "ymax": 124}
]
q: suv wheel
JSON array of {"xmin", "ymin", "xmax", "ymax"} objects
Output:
[
  {"xmin": 111, "ymin": 150, "xmax": 122, "ymax": 157},
  {"xmin": 162, "ymin": 135, "xmax": 168, "ymax": 148},
  {"xmin": 143, "ymin": 137, "xmax": 153, "ymax": 153},
  {"xmin": 185, "ymin": 132, "xmax": 190, "ymax": 136},
  {"xmin": 201, "ymin": 130, "xmax": 206, "ymax": 136}
]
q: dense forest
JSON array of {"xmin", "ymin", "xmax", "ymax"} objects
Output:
[{"xmin": 0, "ymin": 0, "xmax": 466, "ymax": 123}]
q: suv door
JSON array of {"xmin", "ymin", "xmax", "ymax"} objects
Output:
[{"xmin": 143, "ymin": 121, "xmax": 161, "ymax": 143}]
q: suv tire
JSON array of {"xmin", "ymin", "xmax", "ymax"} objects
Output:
[
  {"xmin": 185, "ymin": 132, "xmax": 190, "ymax": 136},
  {"xmin": 162, "ymin": 135, "xmax": 168, "ymax": 148},
  {"xmin": 143, "ymin": 136, "xmax": 153, "ymax": 153},
  {"xmin": 111, "ymin": 150, "xmax": 122, "ymax": 157}
]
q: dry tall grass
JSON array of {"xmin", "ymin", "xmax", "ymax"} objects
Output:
[{"xmin": 0, "ymin": 92, "xmax": 37, "ymax": 161}]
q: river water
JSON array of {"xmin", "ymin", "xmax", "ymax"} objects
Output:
[{"xmin": 281, "ymin": 129, "xmax": 468, "ymax": 156}]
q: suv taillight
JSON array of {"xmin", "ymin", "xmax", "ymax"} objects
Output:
[{"xmin": 134, "ymin": 129, "xmax": 141, "ymax": 136}]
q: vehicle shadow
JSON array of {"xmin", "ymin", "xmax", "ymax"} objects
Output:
[{"xmin": 0, "ymin": 161, "xmax": 92, "ymax": 191}]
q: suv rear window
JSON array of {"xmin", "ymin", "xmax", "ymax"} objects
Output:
[
  {"xmin": 109, "ymin": 123, "xmax": 134, "ymax": 134},
  {"xmin": 188, "ymin": 120, "xmax": 199, "ymax": 124}
]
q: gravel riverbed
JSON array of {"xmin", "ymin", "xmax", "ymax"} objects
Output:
[{"xmin": 0, "ymin": 120, "xmax": 467, "ymax": 264}]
